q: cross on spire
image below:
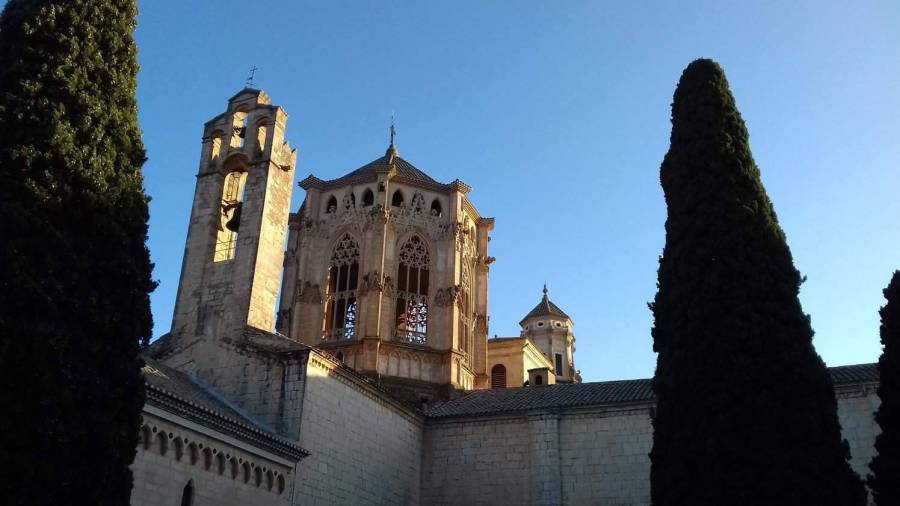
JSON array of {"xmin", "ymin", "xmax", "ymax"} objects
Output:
[
  {"xmin": 390, "ymin": 111, "xmax": 397, "ymax": 148},
  {"xmin": 245, "ymin": 65, "xmax": 258, "ymax": 87}
]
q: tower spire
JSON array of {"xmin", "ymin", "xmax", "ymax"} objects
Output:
[
  {"xmin": 386, "ymin": 111, "xmax": 398, "ymax": 158},
  {"xmin": 543, "ymin": 282, "xmax": 548, "ymax": 298}
]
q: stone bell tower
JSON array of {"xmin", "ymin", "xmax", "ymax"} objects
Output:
[
  {"xmin": 520, "ymin": 285, "xmax": 580, "ymax": 383},
  {"xmin": 169, "ymin": 89, "xmax": 297, "ymax": 351}
]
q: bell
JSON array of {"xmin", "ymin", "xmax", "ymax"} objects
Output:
[{"xmin": 225, "ymin": 202, "xmax": 242, "ymax": 232}]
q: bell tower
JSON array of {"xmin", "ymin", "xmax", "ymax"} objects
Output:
[{"xmin": 170, "ymin": 89, "xmax": 297, "ymax": 347}]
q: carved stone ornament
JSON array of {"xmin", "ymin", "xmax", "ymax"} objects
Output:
[
  {"xmin": 383, "ymin": 276, "xmax": 394, "ymax": 297},
  {"xmin": 297, "ymin": 281, "xmax": 323, "ymax": 304},
  {"xmin": 474, "ymin": 313, "xmax": 489, "ymax": 334},
  {"xmin": 435, "ymin": 285, "xmax": 461, "ymax": 307},
  {"xmin": 359, "ymin": 270, "xmax": 386, "ymax": 295}
]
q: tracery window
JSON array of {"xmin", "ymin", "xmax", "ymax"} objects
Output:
[
  {"xmin": 395, "ymin": 236, "xmax": 429, "ymax": 344},
  {"xmin": 458, "ymin": 261, "xmax": 473, "ymax": 359},
  {"xmin": 323, "ymin": 234, "xmax": 360, "ymax": 341},
  {"xmin": 214, "ymin": 170, "xmax": 247, "ymax": 262}
]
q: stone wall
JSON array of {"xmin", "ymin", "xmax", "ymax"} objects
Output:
[
  {"xmin": 131, "ymin": 408, "xmax": 295, "ymax": 506},
  {"xmin": 421, "ymin": 390, "xmax": 880, "ymax": 506},
  {"xmin": 294, "ymin": 352, "xmax": 424, "ymax": 505}
]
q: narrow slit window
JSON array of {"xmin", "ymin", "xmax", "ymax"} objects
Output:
[{"xmin": 214, "ymin": 170, "xmax": 247, "ymax": 262}]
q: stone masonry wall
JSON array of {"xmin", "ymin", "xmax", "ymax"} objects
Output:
[
  {"xmin": 130, "ymin": 411, "xmax": 294, "ymax": 506},
  {"xmin": 295, "ymin": 352, "xmax": 424, "ymax": 506},
  {"xmin": 422, "ymin": 390, "xmax": 880, "ymax": 506}
]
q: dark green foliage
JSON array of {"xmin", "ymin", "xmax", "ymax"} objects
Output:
[
  {"xmin": 0, "ymin": 1, "xmax": 154, "ymax": 505},
  {"xmin": 869, "ymin": 271, "xmax": 900, "ymax": 505},
  {"xmin": 649, "ymin": 59, "xmax": 866, "ymax": 506}
]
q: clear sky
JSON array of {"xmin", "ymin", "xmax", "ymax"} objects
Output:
[{"xmin": 130, "ymin": 1, "xmax": 899, "ymax": 382}]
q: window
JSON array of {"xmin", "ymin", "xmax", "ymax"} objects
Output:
[
  {"xmin": 491, "ymin": 364, "xmax": 507, "ymax": 388},
  {"xmin": 555, "ymin": 353, "xmax": 563, "ymax": 375},
  {"xmin": 535, "ymin": 374, "xmax": 543, "ymax": 386},
  {"xmin": 362, "ymin": 188, "xmax": 374, "ymax": 207},
  {"xmin": 430, "ymin": 199, "xmax": 442, "ymax": 216},
  {"xmin": 323, "ymin": 234, "xmax": 360, "ymax": 341},
  {"xmin": 458, "ymin": 262, "xmax": 472, "ymax": 358},
  {"xmin": 391, "ymin": 189, "xmax": 404, "ymax": 207},
  {"xmin": 214, "ymin": 170, "xmax": 248, "ymax": 262},
  {"xmin": 180, "ymin": 480, "xmax": 194, "ymax": 506},
  {"xmin": 325, "ymin": 195, "xmax": 337, "ymax": 213},
  {"xmin": 395, "ymin": 236, "xmax": 429, "ymax": 344}
]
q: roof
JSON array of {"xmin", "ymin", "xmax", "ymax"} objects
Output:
[
  {"xmin": 299, "ymin": 145, "xmax": 471, "ymax": 194},
  {"xmin": 520, "ymin": 285, "xmax": 571, "ymax": 325},
  {"xmin": 426, "ymin": 363, "xmax": 878, "ymax": 420},
  {"xmin": 142, "ymin": 357, "xmax": 308, "ymax": 461}
]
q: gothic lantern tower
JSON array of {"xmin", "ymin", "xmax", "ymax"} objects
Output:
[
  {"xmin": 167, "ymin": 89, "xmax": 297, "ymax": 374},
  {"xmin": 278, "ymin": 141, "xmax": 494, "ymax": 398},
  {"xmin": 520, "ymin": 285, "xmax": 580, "ymax": 383}
]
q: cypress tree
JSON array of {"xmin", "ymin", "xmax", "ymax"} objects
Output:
[
  {"xmin": 0, "ymin": 1, "xmax": 154, "ymax": 505},
  {"xmin": 649, "ymin": 59, "xmax": 866, "ymax": 506},
  {"xmin": 869, "ymin": 271, "xmax": 900, "ymax": 505}
]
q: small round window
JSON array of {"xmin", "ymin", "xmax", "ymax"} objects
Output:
[{"xmin": 537, "ymin": 322, "xmax": 544, "ymax": 327}]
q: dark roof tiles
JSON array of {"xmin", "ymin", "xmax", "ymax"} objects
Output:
[
  {"xmin": 426, "ymin": 363, "xmax": 878, "ymax": 420},
  {"xmin": 520, "ymin": 286, "xmax": 571, "ymax": 325}
]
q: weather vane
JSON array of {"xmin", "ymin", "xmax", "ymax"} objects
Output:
[{"xmin": 245, "ymin": 65, "xmax": 258, "ymax": 87}]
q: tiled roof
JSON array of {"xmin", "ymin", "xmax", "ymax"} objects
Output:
[
  {"xmin": 426, "ymin": 363, "xmax": 878, "ymax": 420},
  {"xmin": 520, "ymin": 286, "xmax": 570, "ymax": 325},
  {"xmin": 142, "ymin": 357, "xmax": 308, "ymax": 461},
  {"xmin": 300, "ymin": 145, "xmax": 464, "ymax": 194}
]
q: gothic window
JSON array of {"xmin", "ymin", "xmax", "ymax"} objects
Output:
[
  {"xmin": 430, "ymin": 198, "xmax": 442, "ymax": 216},
  {"xmin": 491, "ymin": 364, "xmax": 507, "ymax": 388},
  {"xmin": 391, "ymin": 189, "xmax": 404, "ymax": 207},
  {"xmin": 325, "ymin": 195, "xmax": 337, "ymax": 213},
  {"xmin": 323, "ymin": 234, "xmax": 360, "ymax": 341},
  {"xmin": 555, "ymin": 353, "xmax": 563, "ymax": 375},
  {"xmin": 214, "ymin": 170, "xmax": 248, "ymax": 262},
  {"xmin": 395, "ymin": 236, "xmax": 429, "ymax": 344},
  {"xmin": 458, "ymin": 261, "xmax": 473, "ymax": 358},
  {"xmin": 180, "ymin": 480, "xmax": 194, "ymax": 506},
  {"xmin": 362, "ymin": 188, "xmax": 374, "ymax": 207}
]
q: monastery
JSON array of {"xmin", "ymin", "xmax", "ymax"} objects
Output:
[{"xmin": 133, "ymin": 89, "xmax": 881, "ymax": 505}]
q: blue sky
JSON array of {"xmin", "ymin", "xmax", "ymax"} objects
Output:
[{"xmin": 132, "ymin": 1, "xmax": 899, "ymax": 381}]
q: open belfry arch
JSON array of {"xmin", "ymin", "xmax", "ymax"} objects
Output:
[{"xmin": 279, "ymin": 138, "xmax": 495, "ymax": 400}]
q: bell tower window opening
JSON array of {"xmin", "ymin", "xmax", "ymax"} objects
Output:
[
  {"xmin": 214, "ymin": 170, "xmax": 247, "ymax": 262},
  {"xmin": 395, "ymin": 236, "xmax": 430, "ymax": 345},
  {"xmin": 491, "ymin": 364, "xmax": 507, "ymax": 388},
  {"xmin": 231, "ymin": 111, "xmax": 248, "ymax": 149},
  {"xmin": 323, "ymin": 234, "xmax": 360, "ymax": 341}
]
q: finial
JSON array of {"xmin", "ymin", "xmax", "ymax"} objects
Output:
[
  {"xmin": 386, "ymin": 111, "xmax": 398, "ymax": 158},
  {"xmin": 245, "ymin": 65, "xmax": 258, "ymax": 87},
  {"xmin": 543, "ymin": 283, "xmax": 548, "ymax": 297}
]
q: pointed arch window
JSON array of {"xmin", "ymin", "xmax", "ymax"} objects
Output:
[
  {"xmin": 395, "ymin": 236, "xmax": 429, "ymax": 344},
  {"xmin": 325, "ymin": 195, "xmax": 337, "ymax": 214},
  {"xmin": 214, "ymin": 170, "xmax": 247, "ymax": 262},
  {"xmin": 324, "ymin": 234, "xmax": 360, "ymax": 341},
  {"xmin": 458, "ymin": 261, "xmax": 473, "ymax": 359},
  {"xmin": 362, "ymin": 188, "xmax": 374, "ymax": 207},
  {"xmin": 391, "ymin": 190, "xmax": 404, "ymax": 207}
]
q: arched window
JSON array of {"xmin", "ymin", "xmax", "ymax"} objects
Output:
[
  {"xmin": 180, "ymin": 480, "xmax": 194, "ymax": 506},
  {"xmin": 458, "ymin": 262, "xmax": 472, "ymax": 357},
  {"xmin": 391, "ymin": 189, "xmax": 404, "ymax": 207},
  {"xmin": 325, "ymin": 195, "xmax": 337, "ymax": 214},
  {"xmin": 362, "ymin": 188, "xmax": 374, "ymax": 207},
  {"xmin": 395, "ymin": 236, "xmax": 429, "ymax": 344},
  {"xmin": 491, "ymin": 364, "xmax": 507, "ymax": 388},
  {"xmin": 324, "ymin": 234, "xmax": 360, "ymax": 341},
  {"xmin": 214, "ymin": 169, "xmax": 248, "ymax": 262},
  {"xmin": 216, "ymin": 453, "xmax": 226, "ymax": 475},
  {"xmin": 430, "ymin": 199, "xmax": 442, "ymax": 216}
]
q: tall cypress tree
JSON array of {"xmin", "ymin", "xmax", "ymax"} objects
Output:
[
  {"xmin": 0, "ymin": 1, "xmax": 154, "ymax": 505},
  {"xmin": 869, "ymin": 271, "xmax": 900, "ymax": 505},
  {"xmin": 649, "ymin": 59, "xmax": 866, "ymax": 506}
]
